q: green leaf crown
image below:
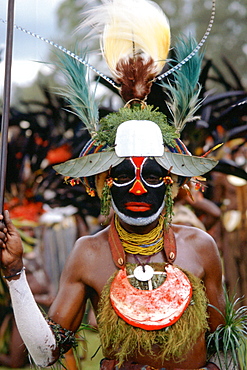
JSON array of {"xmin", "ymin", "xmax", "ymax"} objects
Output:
[{"xmin": 95, "ymin": 105, "xmax": 179, "ymax": 149}]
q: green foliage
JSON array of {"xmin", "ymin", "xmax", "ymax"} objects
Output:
[
  {"xmin": 163, "ymin": 184, "xmax": 174, "ymax": 229},
  {"xmin": 95, "ymin": 105, "xmax": 179, "ymax": 148},
  {"xmin": 100, "ymin": 182, "xmax": 112, "ymax": 218},
  {"xmin": 11, "ymin": 220, "xmax": 38, "ymax": 253},
  {"xmin": 207, "ymin": 286, "xmax": 247, "ymax": 369}
]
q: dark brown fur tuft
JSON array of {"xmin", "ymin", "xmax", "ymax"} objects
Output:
[{"xmin": 116, "ymin": 56, "xmax": 157, "ymax": 103}]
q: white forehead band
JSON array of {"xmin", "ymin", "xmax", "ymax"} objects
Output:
[{"xmin": 115, "ymin": 120, "xmax": 164, "ymax": 157}]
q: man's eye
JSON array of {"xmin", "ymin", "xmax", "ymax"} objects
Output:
[
  {"xmin": 114, "ymin": 174, "xmax": 134, "ymax": 184},
  {"xmin": 144, "ymin": 175, "xmax": 163, "ymax": 185}
]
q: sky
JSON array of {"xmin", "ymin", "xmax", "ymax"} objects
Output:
[{"xmin": 0, "ymin": 0, "xmax": 63, "ymax": 92}]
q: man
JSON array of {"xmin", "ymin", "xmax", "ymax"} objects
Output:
[
  {"xmin": 0, "ymin": 156, "xmax": 224, "ymax": 370},
  {"xmin": 0, "ymin": 0, "xmax": 227, "ymax": 368},
  {"xmin": 0, "ymin": 117, "xmax": 225, "ymax": 370}
]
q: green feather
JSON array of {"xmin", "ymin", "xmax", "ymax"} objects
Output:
[
  {"xmin": 56, "ymin": 50, "xmax": 99, "ymax": 136},
  {"xmin": 161, "ymin": 36, "xmax": 203, "ymax": 133}
]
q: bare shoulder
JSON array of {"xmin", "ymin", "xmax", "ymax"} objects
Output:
[
  {"xmin": 172, "ymin": 223, "xmax": 218, "ymax": 252},
  {"xmin": 61, "ymin": 226, "xmax": 112, "ymax": 283},
  {"xmin": 171, "ymin": 224, "xmax": 221, "ymax": 278},
  {"xmin": 74, "ymin": 226, "xmax": 110, "ymax": 255}
]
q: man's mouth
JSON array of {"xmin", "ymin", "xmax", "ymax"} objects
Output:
[{"xmin": 125, "ymin": 202, "xmax": 152, "ymax": 212}]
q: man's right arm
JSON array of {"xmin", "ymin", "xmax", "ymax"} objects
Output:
[
  {"xmin": 48, "ymin": 238, "xmax": 90, "ymax": 333},
  {"xmin": 0, "ymin": 211, "xmax": 88, "ymax": 366},
  {"xmin": 6, "ymin": 268, "xmax": 59, "ymax": 366}
]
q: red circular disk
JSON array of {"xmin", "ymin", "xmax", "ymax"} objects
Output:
[{"xmin": 110, "ymin": 264, "xmax": 192, "ymax": 330}]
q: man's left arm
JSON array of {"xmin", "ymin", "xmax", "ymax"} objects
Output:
[{"xmin": 201, "ymin": 234, "xmax": 225, "ymax": 332}]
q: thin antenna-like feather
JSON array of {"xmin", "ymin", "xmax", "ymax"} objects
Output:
[
  {"xmin": 156, "ymin": 0, "xmax": 215, "ymax": 81},
  {"xmin": 0, "ymin": 18, "xmax": 119, "ymax": 90},
  {"xmin": 161, "ymin": 36, "xmax": 203, "ymax": 133},
  {"xmin": 56, "ymin": 51, "xmax": 99, "ymax": 136}
]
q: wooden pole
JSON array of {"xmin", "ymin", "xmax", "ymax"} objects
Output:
[{"xmin": 0, "ymin": 0, "xmax": 15, "ymax": 212}]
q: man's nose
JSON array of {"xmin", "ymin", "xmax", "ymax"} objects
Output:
[{"xmin": 129, "ymin": 179, "xmax": 147, "ymax": 195}]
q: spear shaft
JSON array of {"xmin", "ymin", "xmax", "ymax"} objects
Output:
[{"xmin": 0, "ymin": 0, "xmax": 15, "ymax": 212}]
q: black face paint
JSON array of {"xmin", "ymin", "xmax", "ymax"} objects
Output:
[{"xmin": 110, "ymin": 157, "xmax": 168, "ymax": 221}]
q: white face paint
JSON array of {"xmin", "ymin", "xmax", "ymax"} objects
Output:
[
  {"xmin": 112, "ymin": 157, "xmax": 165, "ymax": 189},
  {"xmin": 111, "ymin": 198, "xmax": 165, "ymax": 226}
]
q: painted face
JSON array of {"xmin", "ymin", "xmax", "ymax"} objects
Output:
[{"xmin": 110, "ymin": 157, "xmax": 168, "ymax": 226}]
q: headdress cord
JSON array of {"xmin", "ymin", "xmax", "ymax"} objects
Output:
[
  {"xmin": 0, "ymin": 18, "xmax": 119, "ymax": 90},
  {"xmin": 0, "ymin": 0, "xmax": 15, "ymax": 213},
  {"xmin": 155, "ymin": 0, "xmax": 216, "ymax": 81}
]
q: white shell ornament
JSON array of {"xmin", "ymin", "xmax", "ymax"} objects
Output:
[
  {"xmin": 110, "ymin": 264, "xmax": 192, "ymax": 330},
  {"xmin": 134, "ymin": 265, "xmax": 154, "ymax": 282}
]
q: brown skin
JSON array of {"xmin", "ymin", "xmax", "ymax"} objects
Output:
[
  {"xmin": 0, "ymin": 210, "xmax": 225, "ymax": 369},
  {"xmin": 0, "ymin": 318, "xmax": 28, "ymax": 368}
]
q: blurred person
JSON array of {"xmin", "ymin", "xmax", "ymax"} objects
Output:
[{"xmin": 211, "ymin": 141, "xmax": 247, "ymax": 305}]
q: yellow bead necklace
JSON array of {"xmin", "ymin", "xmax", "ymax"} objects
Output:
[{"xmin": 114, "ymin": 215, "xmax": 164, "ymax": 256}]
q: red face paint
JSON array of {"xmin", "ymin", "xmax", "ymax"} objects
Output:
[
  {"xmin": 129, "ymin": 157, "xmax": 148, "ymax": 195},
  {"xmin": 125, "ymin": 202, "xmax": 151, "ymax": 212}
]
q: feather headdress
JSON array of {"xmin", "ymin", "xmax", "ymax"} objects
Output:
[
  {"xmin": 52, "ymin": 0, "xmax": 218, "ymax": 187},
  {"xmin": 2, "ymin": 0, "xmax": 217, "ymax": 215},
  {"xmin": 82, "ymin": 0, "xmax": 170, "ymax": 102},
  {"xmin": 1, "ymin": 0, "xmax": 215, "ymax": 100},
  {"xmin": 1, "ymin": 0, "xmax": 220, "ymax": 221}
]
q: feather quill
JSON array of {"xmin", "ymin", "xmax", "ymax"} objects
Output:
[
  {"xmin": 161, "ymin": 36, "xmax": 203, "ymax": 133},
  {"xmin": 56, "ymin": 51, "xmax": 99, "ymax": 136}
]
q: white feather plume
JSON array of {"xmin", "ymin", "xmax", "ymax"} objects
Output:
[{"xmin": 81, "ymin": 0, "xmax": 170, "ymax": 78}]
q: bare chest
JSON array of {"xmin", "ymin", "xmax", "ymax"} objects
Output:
[{"xmin": 86, "ymin": 225, "xmax": 205, "ymax": 303}]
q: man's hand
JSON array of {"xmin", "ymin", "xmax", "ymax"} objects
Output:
[{"xmin": 0, "ymin": 210, "xmax": 24, "ymax": 277}]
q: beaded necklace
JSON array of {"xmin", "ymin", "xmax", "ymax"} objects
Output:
[{"xmin": 114, "ymin": 215, "xmax": 164, "ymax": 256}]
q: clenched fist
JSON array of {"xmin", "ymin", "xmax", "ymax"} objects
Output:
[{"xmin": 0, "ymin": 210, "xmax": 24, "ymax": 279}]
